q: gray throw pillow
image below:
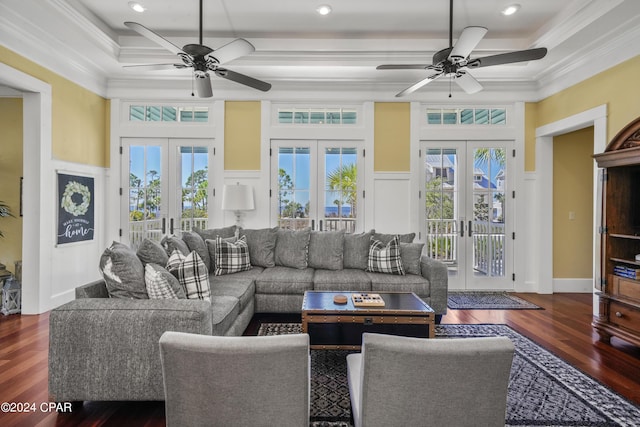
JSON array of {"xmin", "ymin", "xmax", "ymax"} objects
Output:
[
  {"xmin": 161, "ymin": 235, "xmax": 190, "ymax": 257},
  {"xmin": 137, "ymin": 238, "xmax": 169, "ymax": 266},
  {"xmin": 193, "ymin": 225, "xmax": 237, "ymax": 241},
  {"xmin": 308, "ymin": 230, "xmax": 345, "ymax": 270},
  {"xmin": 274, "ymin": 228, "xmax": 311, "ymax": 269},
  {"xmin": 239, "ymin": 227, "xmax": 278, "ymax": 268},
  {"xmin": 373, "ymin": 231, "xmax": 416, "ymax": 245},
  {"xmin": 144, "ymin": 263, "xmax": 186, "ymax": 299},
  {"xmin": 343, "ymin": 229, "xmax": 374, "ymax": 270},
  {"xmin": 182, "ymin": 231, "xmax": 210, "ymax": 271},
  {"xmin": 400, "ymin": 242, "xmax": 425, "ymax": 276},
  {"xmin": 99, "ymin": 241, "xmax": 148, "ymax": 299}
]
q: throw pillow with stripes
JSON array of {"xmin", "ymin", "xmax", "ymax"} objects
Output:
[
  {"xmin": 214, "ymin": 235, "xmax": 252, "ymax": 276},
  {"xmin": 176, "ymin": 251, "xmax": 211, "ymax": 301},
  {"xmin": 367, "ymin": 235, "xmax": 405, "ymax": 275}
]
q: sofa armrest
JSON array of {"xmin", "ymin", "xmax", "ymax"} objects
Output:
[
  {"xmin": 49, "ymin": 298, "xmax": 212, "ymax": 402},
  {"xmin": 420, "ymin": 255, "xmax": 448, "ymax": 315},
  {"xmin": 75, "ymin": 279, "xmax": 109, "ymax": 298}
]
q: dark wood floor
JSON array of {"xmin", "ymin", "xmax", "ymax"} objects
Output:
[{"xmin": 0, "ymin": 293, "xmax": 638, "ymax": 426}]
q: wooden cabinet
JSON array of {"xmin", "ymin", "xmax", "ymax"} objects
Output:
[{"xmin": 593, "ymin": 116, "xmax": 640, "ymax": 347}]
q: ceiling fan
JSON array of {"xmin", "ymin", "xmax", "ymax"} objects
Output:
[
  {"xmin": 123, "ymin": 0, "xmax": 271, "ymax": 97},
  {"xmin": 377, "ymin": 0, "xmax": 547, "ymax": 97}
]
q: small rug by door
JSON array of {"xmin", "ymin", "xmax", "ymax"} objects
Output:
[
  {"xmin": 447, "ymin": 291, "xmax": 542, "ymax": 309},
  {"xmin": 258, "ymin": 323, "xmax": 640, "ymax": 427}
]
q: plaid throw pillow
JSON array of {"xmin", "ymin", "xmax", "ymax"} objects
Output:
[
  {"xmin": 214, "ymin": 235, "xmax": 252, "ymax": 276},
  {"xmin": 367, "ymin": 235, "xmax": 405, "ymax": 275},
  {"xmin": 176, "ymin": 251, "xmax": 211, "ymax": 301},
  {"xmin": 144, "ymin": 263, "xmax": 185, "ymax": 299}
]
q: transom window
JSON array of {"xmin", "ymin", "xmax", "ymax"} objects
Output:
[
  {"xmin": 129, "ymin": 105, "xmax": 209, "ymax": 122},
  {"xmin": 426, "ymin": 108, "xmax": 506, "ymax": 125},
  {"xmin": 277, "ymin": 108, "xmax": 357, "ymax": 125}
]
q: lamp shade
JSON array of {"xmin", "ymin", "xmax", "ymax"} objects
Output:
[{"xmin": 221, "ymin": 183, "xmax": 255, "ymax": 211}]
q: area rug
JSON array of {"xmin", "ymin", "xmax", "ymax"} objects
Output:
[
  {"xmin": 447, "ymin": 291, "xmax": 542, "ymax": 309},
  {"xmin": 258, "ymin": 323, "xmax": 640, "ymax": 427}
]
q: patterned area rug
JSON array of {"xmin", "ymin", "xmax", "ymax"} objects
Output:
[
  {"xmin": 258, "ymin": 323, "xmax": 640, "ymax": 427},
  {"xmin": 447, "ymin": 291, "xmax": 542, "ymax": 309}
]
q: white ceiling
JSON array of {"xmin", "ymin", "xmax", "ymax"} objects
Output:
[{"xmin": 1, "ymin": 0, "xmax": 639, "ymax": 100}]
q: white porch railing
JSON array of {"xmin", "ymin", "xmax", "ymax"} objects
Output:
[
  {"xmin": 278, "ymin": 217, "xmax": 356, "ymax": 233},
  {"xmin": 129, "ymin": 217, "xmax": 209, "ymax": 249},
  {"xmin": 425, "ymin": 219, "xmax": 505, "ymax": 277}
]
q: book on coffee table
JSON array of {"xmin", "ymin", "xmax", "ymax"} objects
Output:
[{"xmin": 351, "ymin": 293, "xmax": 386, "ymax": 307}]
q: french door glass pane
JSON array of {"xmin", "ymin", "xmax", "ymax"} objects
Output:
[
  {"xmin": 278, "ymin": 147, "xmax": 311, "ymax": 230},
  {"xmin": 424, "ymin": 148, "xmax": 459, "ymax": 276},
  {"xmin": 323, "ymin": 147, "xmax": 357, "ymax": 232},
  {"xmin": 472, "ymin": 148, "xmax": 506, "ymax": 277},
  {"xmin": 180, "ymin": 146, "xmax": 209, "ymax": 232},
  {"xmin": 128, "ymin": 145, "xmax": 163, "ymax": 247}
]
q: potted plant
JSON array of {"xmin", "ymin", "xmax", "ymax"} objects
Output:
[{"xmin": 0, "ymin": 201, "xmax": 14, "ymax": 238}]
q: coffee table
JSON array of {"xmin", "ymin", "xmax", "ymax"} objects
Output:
[{"xmin": 301, "ymin": 291, "xmax": 435, "ymax": 350}]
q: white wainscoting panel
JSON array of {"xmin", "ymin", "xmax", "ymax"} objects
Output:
[{"xmin": 372, "ymin": 173, "xmax": 413, "ymax": 234}]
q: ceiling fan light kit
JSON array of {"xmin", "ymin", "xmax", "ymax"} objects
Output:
[
  {"xmin": 377, "ymin": 0, "xmax": 547, "ymax": 97},
  {"xmin": 501, "ymin": 4, "xmax": 521, "ymax": 16},
  {"xmin": 128, "ymin": 2, "xmax": 145, "ymax": 13},
  {"xmin": 124, "ymin": 0, "xmax": 272, "ymax": 97}
]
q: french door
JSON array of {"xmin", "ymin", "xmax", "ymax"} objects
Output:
[
  {"xmin": 422, "ymin": 140, "xmax": 513, "ymax": 290},
  {"xmin": 121, "ymin": 138, "xmax": 212, "ymax": 248},
  {"xmin": 270, "ymin": 140, "xmax": 364, "ymax": 233}
]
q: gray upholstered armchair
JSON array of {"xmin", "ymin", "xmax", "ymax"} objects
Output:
[
  {"xmin": 159, "ymin": 332, "xmax": 310, "ymax": 427},
  {"xmin": 346, "ymin": 333, "xmax": 514, "ymax": 427}
]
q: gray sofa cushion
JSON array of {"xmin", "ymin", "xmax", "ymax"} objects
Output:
[
  {"xmin": 137, "ymin": 238, "xmax": 169, "ymax": 266},
  {"xmin": 343, "ymin": 229, "xmax": 374, "ymax": 270},
  {"xmin": 144, "ymin": 263, "xmax": 186, "ymax": 299},
  {"xmin": 194, "ymin": 225, "xmax": 237, "ymax": 241},
  {"xmin": 162, "ymin": 236, "xmax": 190, "ymax": 257},
  {"xmin": 182, "ymin": 231, "xmax": 211, "ymax": 271},
  {"xmin": 255, "ymin": 266, "xmax": 314, "ymax": 294},
  {"xmin": 367, "ymin": 271, "xmax": 430, "ymax": 296},
  {"xmin": 240, "ymin": 227, "xmax": 278, "ymax": 267},
  {"xmin": 308, "ymin": 230, "xmax": 345, "ymax": 270},
  {"xmin": 400, "ymin": 242, "xmax": 425, "ymax": 276},
  {"xmin": 208, "ymin": 278, "xmax": 255, "ymax": 312},
  {"xmin": 372, "ymin": 231, "xmax": 416, "ymax": 244},
  {"xmin": 313, "ymin": 268, "xmax": 372, "ymax": 292},
  {"xmin": 274, "ymin": 228, "xmax": 311, "ymax": 269},
  {"xmin": 99, "ymin": 241, "xmax": 148, "ymax": 299},
  {"xmin": 209, "ymin": 295, "xmax": 241, "ymax": 335}
]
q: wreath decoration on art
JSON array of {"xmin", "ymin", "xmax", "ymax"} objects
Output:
[{"xmin": 61, "ymin": 181, "xmax": 91, "ymax": 217}]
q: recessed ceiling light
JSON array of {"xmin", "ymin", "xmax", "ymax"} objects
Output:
[
  {"xmin": 316, "ymin": 5, "xmax": 332, "ymax": 16},
  {"xmin": 128, "ymin": 1, "xmax": 146, "ymax": 13},
  {"xmin": 501, "ymin": 4, "xmax": 520, "ymax": 16}
]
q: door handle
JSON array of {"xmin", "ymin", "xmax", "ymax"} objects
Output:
[
  {"xmin": 311, "ymin": 219, "xmax": 315, "ymax": 230},
  {"xmin": 319, "ymin": 220, "xmax": 323, "ymax": 231},
  {"xmin": 170, "ymin": 218, "xmax": 174, "ymax": 235},
  {"xmin": 468, "ymin": 220, "xmax": 472, "ymax": 237},
  {"xmin": 460, "ymin": 220, "xmax": 464, "ymax": 237},
  {"xmin": 162, "ymin": 218, "xmax": 166, "ymax": 234}
]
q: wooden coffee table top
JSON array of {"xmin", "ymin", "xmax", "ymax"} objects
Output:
[{"xmin": 302, "ymin": 291, "xmax": 434, "ymax": 316}]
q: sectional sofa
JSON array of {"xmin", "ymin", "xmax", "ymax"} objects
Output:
[{"xmin": 48, "ymin": 226, "xmax": 448, "ymax": 403}]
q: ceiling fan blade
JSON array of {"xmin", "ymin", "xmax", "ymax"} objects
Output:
[
  {"xmin": 396, "ymin": 73, "xmax": 442, "ymax": 97},
  {"xmin": 469, "ymin": 47, "xmax": 548, "ymax": 68},
  {"xmin": 123, "ymin": 64, "xmax": 187, "ymax": 71},
  {"xmin": 455, "ymin": 72, "xmax": 483, "ymax": 94},
  {"xmin": 377, "ymin": 64, "xmax": 432, "ymax": 70},
  {"xmin": 210, "ymin": 38, "xmax": 255, "ymax": 64},
  {"xmin": 124, "ymin": 22, "xmax": 185, "ymax": 56},
  {"xmin": 449, "ymin": 26, "xmax": 488, "ymax": 63},
  {"xmin": 213, "ymin": 68, "xmax": 271, "ymax": 92},
  {"xmin": 195, "ymin": 73, "xmax": 213, "ymax": 98}
]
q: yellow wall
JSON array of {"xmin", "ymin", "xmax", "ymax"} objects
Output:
[
  {"xmin": 0, "ymin": 98, "xmax": 23, "ymax": 274},
  {"xmin": 374, "ymin": 103, "xmax": 410, "ymax": 172},
  {"xmin": 552, "ymin": 127, "xmax": 594, "ymax": 278},
  {"xmin": 0, "ymin": 45, "xmax": 108, "ymax": 168},
  {"xmin": 224, "ymin": 101, "xmax": 261, "ymax": 170},
  {"xmin": 526, "ymin": 55, "xmax": 640, "ymax": 171}
]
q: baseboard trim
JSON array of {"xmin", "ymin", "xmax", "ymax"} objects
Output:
[{"xmin": 552, "ymin": 278, "xmax": 594, "ymax": 293}]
